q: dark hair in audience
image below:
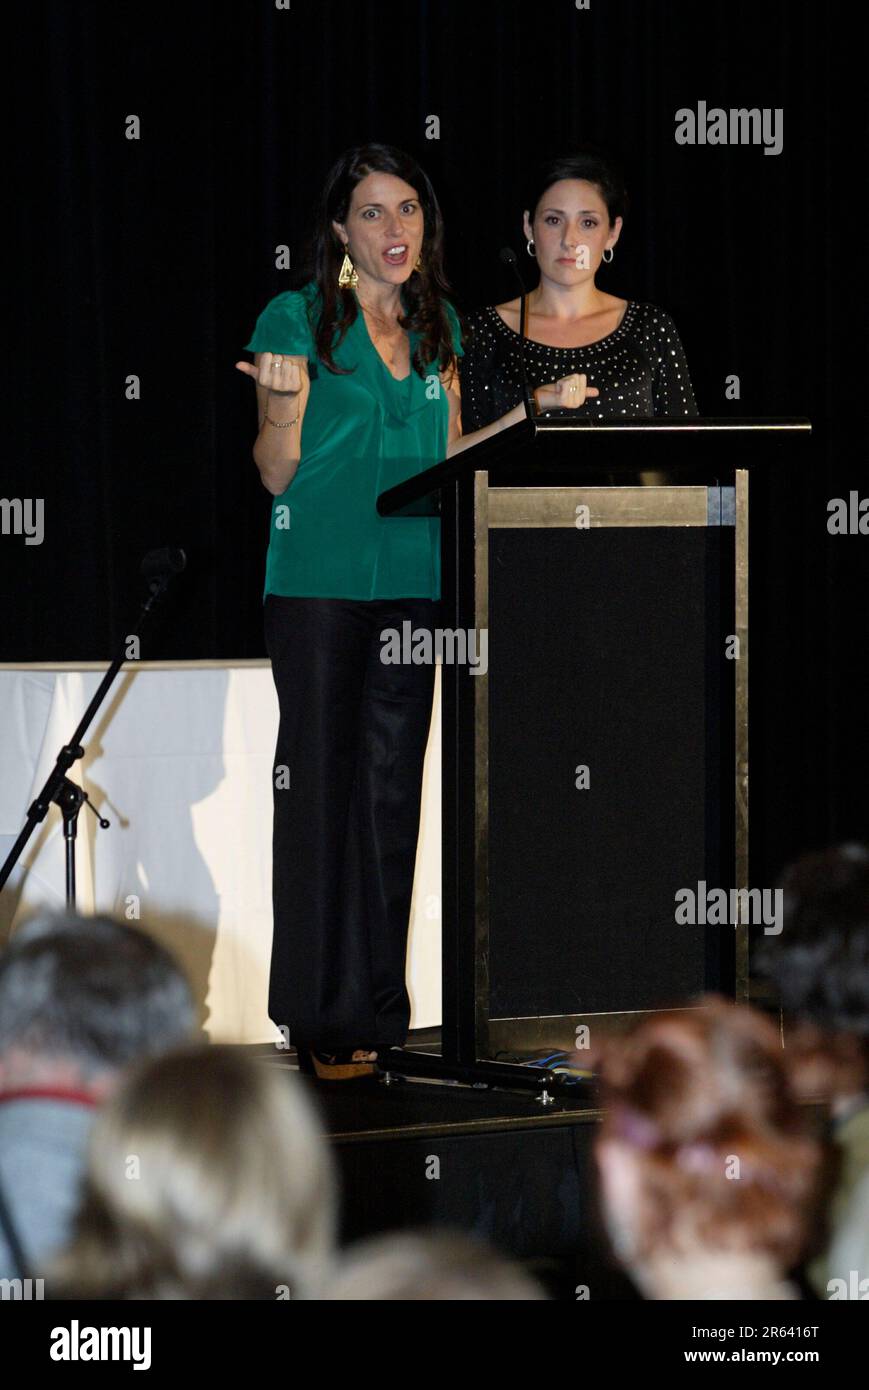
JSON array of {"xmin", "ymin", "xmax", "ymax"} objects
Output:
[
  {"xmin": 524, "ymin": 146, "xmax": 630, "ymax": 227},
  {"xmin": 0, "ymin": 910, "xmax": 195, "ymax": 1079},
  {"xmin": 304, "ymin": 142, "xmax": 461, "ymax": 379},
  {"xmin": 757, "ymin": 843, "xmax": 869, "ymax": 1038}
]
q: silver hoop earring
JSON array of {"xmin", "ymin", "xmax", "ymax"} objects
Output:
[
  {"xmin": 602, "ymin": 247, "xmax": 614, "ymax": 263},
  {"xmin": 526, "ymin": 239, "xmax": 536, "ymax": 258}
]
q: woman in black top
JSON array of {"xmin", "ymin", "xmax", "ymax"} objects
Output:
[{"xmin": 459, "ymin": 149, "xmax": 699, "ymax": 429}]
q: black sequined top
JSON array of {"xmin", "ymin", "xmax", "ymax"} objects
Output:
[{"xmin": 458, "ymin": 301, "xmax": 699, "ymax": 431}]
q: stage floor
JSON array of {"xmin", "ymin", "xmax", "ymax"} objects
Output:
[
  {"xmin": 249, "ymin": 1028, "xmax": 601, "ymax": 1140},
  {"xmin": 246, "ymin": 1032, "xmax": 635, "ymax": 1298}
]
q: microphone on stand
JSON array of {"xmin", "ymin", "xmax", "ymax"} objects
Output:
[
  {"xmin": 140, "ymin": 546, "xmax": 186, "ymax": 583},
  {"xmin": 499, "ymin": 247, "xmax": 536, "ymax": 421},
  {"xmin": 0, "ymin": 545, "xmax": 188, "ymax": 902},
  {"xmin": 140, "ymin": 547, "xmax": 187, "ymax": 599}
]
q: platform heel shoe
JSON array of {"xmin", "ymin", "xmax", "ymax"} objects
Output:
[{"xmin": 295, "ymin": 1045, "xmax": 380, "ymax": 1083}]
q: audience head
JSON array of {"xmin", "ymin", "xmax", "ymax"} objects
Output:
[
  {"xmin": 594, "ymin": 997, "xmax": 822, "ymax": 1299},
  {"xmin": 0, "ymin": 910, "xmax": 196, "ymax": 1097},
  {"xmin": 51, "ymin": 1042, "xmax": 337, "ymax": 1299},
  {"xmin": 327, "ymin": 1229, "xmax": 546, "ymax": 1300},
  {"xmin": 757, "ymin": 843, "xmax": 869, "ymax": 1102}
]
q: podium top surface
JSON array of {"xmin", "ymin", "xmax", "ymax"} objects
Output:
[{"xmin": 377, "ymin": 416, "xmax": 812, "ymax": 516}]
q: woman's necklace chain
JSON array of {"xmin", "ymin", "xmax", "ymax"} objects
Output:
[{"xmin": 358, "ymin": 299, "xmax": 402, "ymax": 335}]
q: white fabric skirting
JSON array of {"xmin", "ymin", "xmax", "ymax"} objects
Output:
[{"xmin": 0, "ymin": 662, "xmax": 443, "ymax": 1042}]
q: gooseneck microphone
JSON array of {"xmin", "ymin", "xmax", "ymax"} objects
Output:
[
  {"xmin": 499, "ymin": 247, "xmax": 535, "ymax": 421},
  {"xmin": 140, "ymin": 547, "xmax": 187, "ymax": 586},
  {"xmin": 140, "ymin": 547, "xmax": 187, "ymax": 601}
]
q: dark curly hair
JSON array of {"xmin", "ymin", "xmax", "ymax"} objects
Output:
[
  {"xmin": 757, "ymin": 843, "xmax": 869, "ymax": 1038},
  {"xmin": 298, "ymin": 143, "xmax": 461, "ymax": 380},
  {"xmin": 596, "ymin": 997, "xmax": 822, "ymax": 1268}
]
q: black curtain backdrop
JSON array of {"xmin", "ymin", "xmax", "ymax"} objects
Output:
[{"xmin": 2, "ymin": 0, "xmax": 866, "ymax": 885}]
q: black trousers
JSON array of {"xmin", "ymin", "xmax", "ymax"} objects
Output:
[{"xmin": 264, "ymin": 594, "xmax": 439, "ymax": 1051}]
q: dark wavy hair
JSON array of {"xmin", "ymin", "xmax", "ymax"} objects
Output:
[
  {"xmin": 523, "ymin": 146, "xmax": 630, "ymax": 227},
  {"xmin": 300, "ymin": 143, "xmax": 461, "ymax": 379}
]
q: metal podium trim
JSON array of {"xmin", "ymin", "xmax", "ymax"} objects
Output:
[
  {"xmin": 473, "ymin": 471, "xmax": 491, "ymax": 1058},
  {"xmin": 488, "ymin": 485, "xmax": 716, "ymax": 528},
  {"xmin": 735, "ymin": 468, "xmax": 750, "ymax": 1003}
]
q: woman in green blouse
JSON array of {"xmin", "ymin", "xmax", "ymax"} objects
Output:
[{"xmin": 237, "ymin": 144, "xmax": 586, "ymax": 1081}]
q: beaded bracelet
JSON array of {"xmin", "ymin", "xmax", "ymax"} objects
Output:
[{"xmin": 264, "ymin": 412, "xmax": 299, "ymax": 428}]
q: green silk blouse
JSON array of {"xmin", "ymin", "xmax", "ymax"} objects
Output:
[{"xmin": 243, "ymin": 280, "xmax": 464, "ymax": 601}]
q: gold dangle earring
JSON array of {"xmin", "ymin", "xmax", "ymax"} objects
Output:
[{"xmin": 338, "ymin": 247, "xmax": 358, "ymax": 287}]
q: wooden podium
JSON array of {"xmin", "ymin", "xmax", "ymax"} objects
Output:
[{"xmin": 377, "ymin": 417, "xmax": 811, "ymax": 1092}]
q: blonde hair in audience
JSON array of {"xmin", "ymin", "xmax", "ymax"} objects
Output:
[
  {"xmin": 52, "ymin": 1043, "xmax": 336, "ymax": 1299},
  {"xmin": 327, "ymin": 1229, "xmax": 547, "ymax": 1300}
]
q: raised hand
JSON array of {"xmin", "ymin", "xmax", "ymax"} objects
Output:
[{"xmin": 235, "ymin": 352, "xmax": 304, "ymax": 396}]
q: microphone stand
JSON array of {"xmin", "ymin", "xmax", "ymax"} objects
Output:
[
  {"xmin": 498, "ymin": 245, "xmax": 598, "ymax": 429},
  {"xmin": 499, "ymin": 246, "xmax": 536, "ymax": 420},
  {"xmin": 0, "ymin": 551, "xmax": 185, "ymax": 908}
]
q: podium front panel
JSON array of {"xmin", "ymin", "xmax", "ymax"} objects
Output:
[{"xmin": 473, "ymin": 478, "xmax": 742, "ymax": 1055}]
